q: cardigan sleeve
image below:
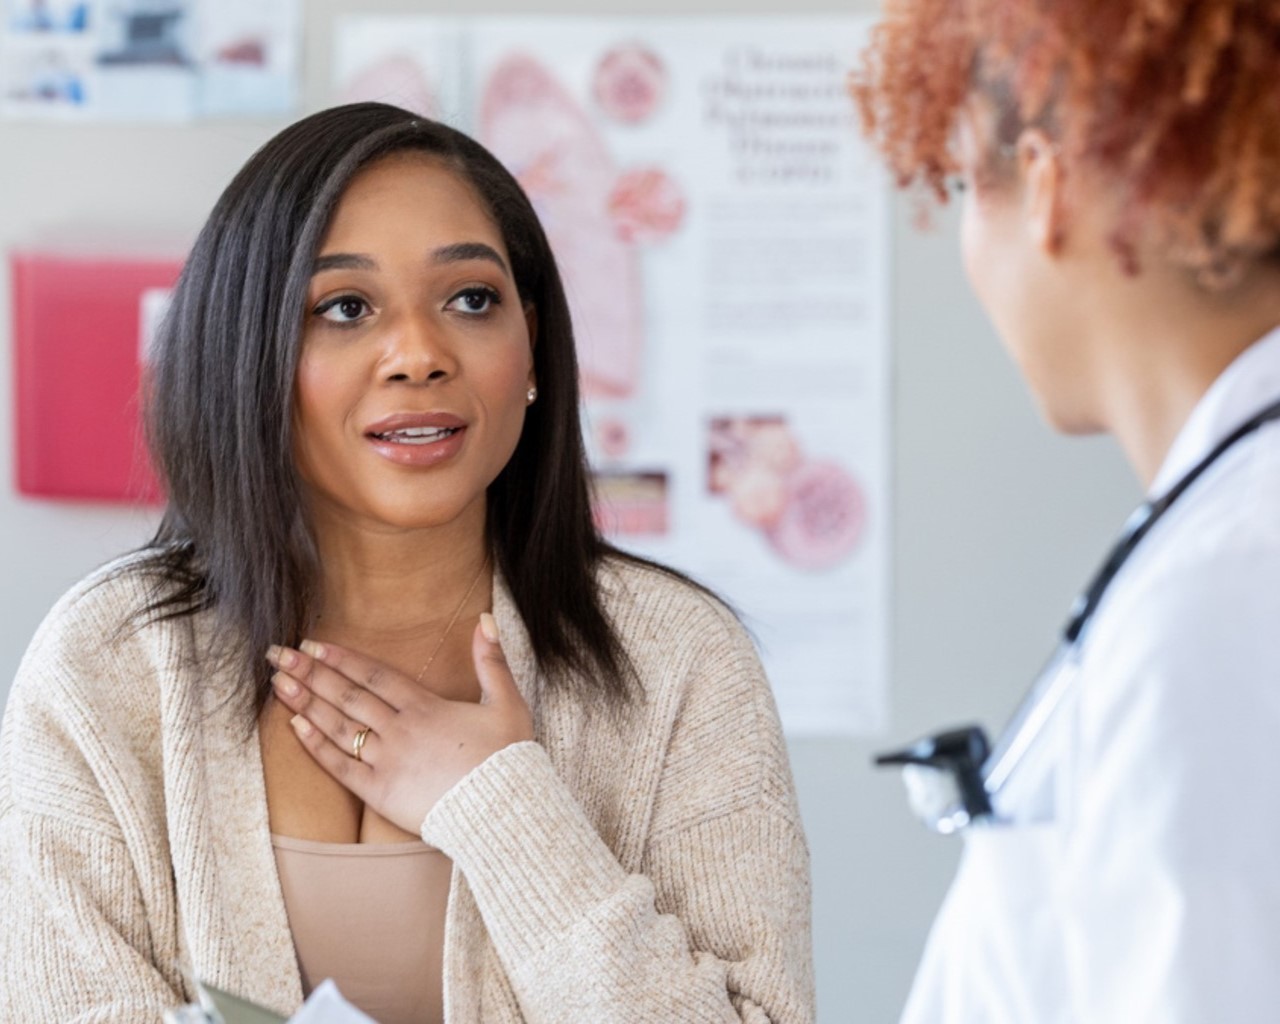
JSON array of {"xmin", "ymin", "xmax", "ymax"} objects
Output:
[
  {"xmin": 421, "ymin": 600, "xmax": 815, "ymax": 1024},
  {"xmin": 0, "ymin": 595, "xmax": 186, "ymax": 1022}
]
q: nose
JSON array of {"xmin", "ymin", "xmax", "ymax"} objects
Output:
[{"xmin": 380, "ymin": 308, "xmax": 456, "ymax": 384}]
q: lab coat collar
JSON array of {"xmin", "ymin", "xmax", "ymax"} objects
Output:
[{"xmin": 1148, "ymin": 324, "xmax": 1280, "ymax": 497}]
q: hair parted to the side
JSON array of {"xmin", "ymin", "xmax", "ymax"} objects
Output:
[
  {"xmin": 849, "ymin": 0, "xmax": 1280, "ymax": 284},
  {"xmin": 140, "ymin": 102, "xmax": 685, "ymax": 720}
]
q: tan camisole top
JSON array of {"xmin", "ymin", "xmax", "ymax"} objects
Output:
[{"xmin": 271, "ymin": 834, "xmax": 452, "ymax": 1024}]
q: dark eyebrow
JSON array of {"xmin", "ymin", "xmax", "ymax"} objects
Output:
[
  {"xmin": 432, "ymin": 242, "xmax": 509, "ymax": 277},
  {"xmin": 311, "ymin": 243, "xmax": 509, "ymax": 277},
  {"xmin": 312, "ymin": 253, "xmax": 377, "ymax": 274}
]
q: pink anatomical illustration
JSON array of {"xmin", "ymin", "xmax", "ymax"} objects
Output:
[
  {"xmin": 592, "ymin": 471, "xmax": 670, "ymax": 536},
  {"xmin": 608, "ymin": 167, "xmax": 687, "ymax": 244},
  {"xmin": 594, "ymin": 416, "xmax": 631, "ymax": 461},
  {"xmin": 709, "ymin": 418, "xmax": 866, "ymax": 570},
  {"xmin": 592, "ymin": 43, "xmax": 667, "ymax": 125},
  {"xmin": 709, "ymin": 418, "xmax": 801, "ymax": 528},
  {"xmin": 766, "ymin": 460, "xmax": 866, "ymax": 570},
  {"xmin": 481, "ymin": 53, "xmax": 645, "ymax": 403},
  {"xmin": 340, "ymin": 53, "xmax": 437, "ymax": 118}
]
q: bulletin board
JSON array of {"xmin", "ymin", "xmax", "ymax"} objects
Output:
[{"xmin": 0, "ymin": 0, "xmax": 299, "ymax": 119}]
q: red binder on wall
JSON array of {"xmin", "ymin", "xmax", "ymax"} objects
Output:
[{"xmin": 11, "ymin": 251, "xmax": 183, "ymax": 503}]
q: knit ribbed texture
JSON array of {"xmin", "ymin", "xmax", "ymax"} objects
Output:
[{"xmin": 0, "ymin": 556, "xmax": 814, "ymax": 1023}]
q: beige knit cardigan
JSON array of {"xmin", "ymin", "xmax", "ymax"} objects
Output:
[{"xmin": 0, "ymin": 556, "xmax": 814, "ymax": 1022}]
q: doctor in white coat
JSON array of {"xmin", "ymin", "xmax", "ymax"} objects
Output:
[{"xmin": 852, "ymin": 0, "xmax": 1280, "ymax": 1020}]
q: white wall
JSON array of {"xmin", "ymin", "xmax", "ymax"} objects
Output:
[{"xmin": 0, "ymin": 1, "xmax": 1142, "ymax": 1020}]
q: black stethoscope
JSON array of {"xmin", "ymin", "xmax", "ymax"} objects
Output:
[{"xmin": 877, "ymin": 396, "xmax": 1280, "ymax": 833}]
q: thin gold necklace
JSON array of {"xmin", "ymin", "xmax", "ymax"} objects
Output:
[{"xmin": 415, "ymin": 557, "xmax": 489, "ymax": 684}]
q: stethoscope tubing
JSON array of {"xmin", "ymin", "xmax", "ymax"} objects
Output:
[{"xmin": 982, "ymin": 396, "xmax": 1280, "ymax": 806}]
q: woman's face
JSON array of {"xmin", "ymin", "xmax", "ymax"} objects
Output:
[{"xmin": 293, "ymin": 153, "xmax": 536, "ymax": 537}]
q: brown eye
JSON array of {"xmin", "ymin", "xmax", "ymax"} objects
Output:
[
  {"xmin": 446, "ymin": 286, "xmax": 501, "ymax": 315},
  {"xmin": 314, "ymin": 295, "xmax": 371, "ymax": 324}
]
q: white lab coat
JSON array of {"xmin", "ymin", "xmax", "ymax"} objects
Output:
[{"xmin": 903, "ymin": 326, "xmax": 1280, "ymax": 1023}]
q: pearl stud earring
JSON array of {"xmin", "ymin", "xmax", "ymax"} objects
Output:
[{"xmin": 527, "ymin": 387, "xmax": 538, "ymax": 404}]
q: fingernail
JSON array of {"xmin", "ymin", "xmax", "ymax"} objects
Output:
[
  {"xmin": 290, "ymin": 714, "xmax": 314, "ymax": 737},
  {"xmin": 273, "ymin": 673, "xmax": 300, "ymax": 698},
  {"xmin": 267, "ymin": 645, "xmax": 297, "ymax": 669},
  {"xmin": 480, "ymin": 612, "xmax": 499, "ymax": 643},
  {"xmin": 299, "ymin": 639, "xmax": 325, "ymax": 660}
]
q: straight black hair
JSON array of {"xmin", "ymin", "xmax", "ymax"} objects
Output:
[{"xmin": 140, "ymin": 102, "xmax": 685, "ymax": 717}]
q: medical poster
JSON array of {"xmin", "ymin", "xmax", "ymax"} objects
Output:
[
  {"xmin": 333, "ymin": 16, "xmax": 889, "ymax": 736},
  {"xmin": 0, "ymin": 0, "xmax": 299, "ymax": 119}
]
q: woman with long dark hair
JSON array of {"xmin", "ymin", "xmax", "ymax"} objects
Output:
[
  {"xmin": 0, "ymin": 104, "xmax": 813, "ymax": 1023},
  {"xmin": 854, "ymin": 1, "xmax": 1280, "ymax": 1019}
]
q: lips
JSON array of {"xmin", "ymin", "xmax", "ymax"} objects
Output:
[{"xmin": 364, "ymin": 412, "xmax": 468, "ymax": 465}]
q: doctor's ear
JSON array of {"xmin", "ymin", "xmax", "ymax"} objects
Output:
[{"xmin": 1016, "ymin": 129, "xmax": 1067, "ymax": 257}]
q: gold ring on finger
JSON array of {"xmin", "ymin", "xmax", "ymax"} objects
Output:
[{"xmin": 352, "ymin": 726, "xmax": 371, "ymax": 761}]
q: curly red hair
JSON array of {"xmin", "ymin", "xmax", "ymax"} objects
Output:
[{"xmin": 850, "ymin": 0, "xmax": 1280, "ymax": 281}]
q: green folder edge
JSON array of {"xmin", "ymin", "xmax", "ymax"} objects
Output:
[{"xmin": 197, "ymin": 981, "xmax": 288, "ymax": 1024}]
